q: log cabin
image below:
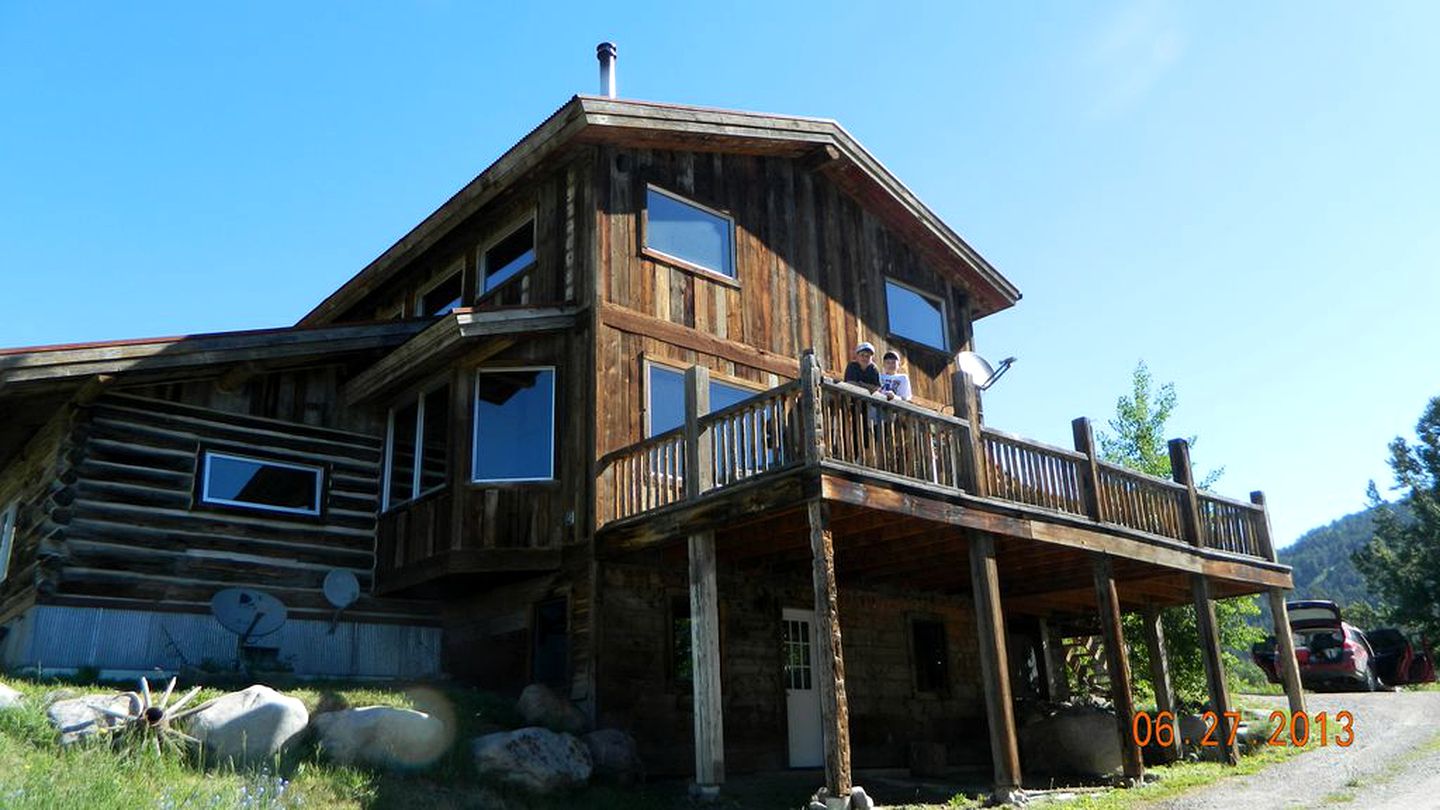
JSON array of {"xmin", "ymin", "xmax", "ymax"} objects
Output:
[{"xmin": 0, "ymin": 47, "xmax": 1305, "ymax": 799}]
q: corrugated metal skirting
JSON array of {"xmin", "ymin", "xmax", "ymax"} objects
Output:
[{"xmin": 0, "ymin": 605, "xmax": 442, "ymax": 679}]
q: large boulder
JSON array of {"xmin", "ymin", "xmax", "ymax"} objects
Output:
[
  {"xmin": 312, "ymin": 706, "xmax": 451, "ymax": 770},
  {"xmin": 472, "ymin": 727, "xmax": 592, "ymax": 793},
  {"xmin": 185, "ymin": 685, "xmax": 308, "ymax": 766},
  {"xmin": 582, "ymin": 728, "xmax": 642, "ymax": 783},
  {"xmin": 515, "ymin": 683, "xmax": 587, "ymax": 734},
  {"xmin": 0, "ymin": 683, "xmax": 21, "ymax": 710},
  {"xmin": 1019, "ymin": 704, "xmax": 1122, "ymax": 778},
  {"xmin": 47, "ymin": 693, "xmax": 140, "ymax": 744}
]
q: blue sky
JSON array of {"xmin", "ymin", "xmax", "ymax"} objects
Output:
[{"xmin": 2, "ymin": 2, "xmax": 1436, "ymax": 547}]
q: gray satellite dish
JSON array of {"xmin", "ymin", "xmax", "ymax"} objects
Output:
[
  {"xmin": 211, "ymin": 588, "xmax": 287, "ymax": 645},
  {"xmin": 956, "ymin": 351, "xmax": 1017, "ymax": 391},
  {"xmin": 323, "ymin": 570, "xmax": 360, "ymax": 610}
]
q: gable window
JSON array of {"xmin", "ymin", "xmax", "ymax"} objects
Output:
[
  {"xmin": 416, "ymin": 268, "xmax": 463, "ymax": 317},
  {"xmin": 643, "ymin": 186, "xmax": 735, "ymax": 280},
  {"xmin": 473, "ymin": 368, "xmax": 555, "ymax": 482},
  {"xmin": 0, "ymin": 502, "xmax": 17, "ymax": 584},
  {"xmin": 911, "ymin": 618, "xmax": 950, "ymax": 694},
  {"xmin": 885, "ymin": 279, "xmax": 948, "ymax": 352},
  {"xmin": 481, "ymin": 218, "xmax": 537, "ymax": 295},
  {"xmin": 385, "ymin": 383, "xmax": 451, "ymax": 509},
  {"xmin": 645, "ymin": 362, "xmax": 756, "ymax": 437},
  {"xmin": 200, "ymin": 451, "xmax": 323, "ymax": 516}
]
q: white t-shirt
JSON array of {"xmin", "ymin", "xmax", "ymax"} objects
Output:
[{"xmin": 879, "ymin": 372, "xmax": 913, "ymax": 401}]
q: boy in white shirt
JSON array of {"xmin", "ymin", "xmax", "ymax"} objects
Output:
[{"xmin": 879, "ymin": 350, "xmax": 913, "ymax": 401}]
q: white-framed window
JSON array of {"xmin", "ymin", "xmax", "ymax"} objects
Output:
[
  {"xmin": 644, "ymin": 361, "xmax": 759, "ymax": 437},
  {"xmin": 480, "ymin": 215, "xmax": 537, "ymax": 296},
  {"xmin": 384, "ymin": 382, "xmax": 452, "ymax": 509},
  {"xmin": 0, "ymin": 501, "xmax": 17, "ymax": 584},
  {"xmin": 200, "ymin": 451, "xmax": 324, "ymax": 516},
  {"xmin": 473, "ymin": 367, "xmax": 556, "ymax": 483},
  {"xmin": 642, "ymin": 185, "xmax": 736, "ymax": 280},
  {"xmin": 415, "ymin": 262, "xmax": 464, "ymax": 317},
  {"xmin": 885, "ymin": 278, "xmax": 948, "ymax": 352}
]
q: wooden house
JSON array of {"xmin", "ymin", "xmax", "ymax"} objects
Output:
[{"xmin": 0, "ymin": 67, "xmax": 1305, "ymax": 797}]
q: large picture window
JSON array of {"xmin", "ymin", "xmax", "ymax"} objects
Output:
[
  {"xmin": 473, "ymin": 368, "xmax": 556, "ymax": 482},
  {"xmin": 885, "ymin": 279, "xmax": 948, "ymax": 352},
  {"xmin": 645, "ymin": 363, "xmax": 756, "ymax": 437},
  {"xmin": 200, "ymin": 451, "xmax": 323, "ymax": 516},
  {"xmin": 0, "ymin": 502, "xmax": 17, "ymax": 584},
  {"xmin": 385, "ymin": 383, "xmax": 451, "ymax": 509},
  {"xmin": 643, "ymin": 186, "xmax": 735, "ymax": 280},
  {"xmin": 481, "ymin": 218, "xmax": 537, "ymax": 295}
]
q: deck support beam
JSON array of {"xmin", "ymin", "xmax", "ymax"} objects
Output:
[
  {"xmin": 969, "ymin": 532, "xmax": 1022, "ymax": 799},
  {"xmin": 1253, "ymin": 491, "xmax": 1306, "ymax": 731},
  {"xmin": 807, "ymin": 499, "xmax": 852, "ymax": 799},
  {"xmin": 1190, "ymin": 574, "xmax": 1240, "ymax": 764},
  {"xmin": 1037, "ymin": 617, "xmax": 1070, "ymax": 703},
  {"xmin": 1140, "ymin": 605, "xmax": 1182, "ymax": 763},
  {"xmin": 1092, "ymin": 555, "xmax": 1145, "ymax": 782},
  {"xmin": 685, "ymin": 365, "xmax": 724, "ymax": 796}
]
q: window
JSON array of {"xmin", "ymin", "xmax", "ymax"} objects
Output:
[
  {"xmin": 473, "ymin": 368, "xmax": 555, "ymax": 482},
  {"xmin": 885, "ymin": 279, "xmax": 948, "ymax": 352},
  {"xmin": 670, "ymin": 594, "xmax": 693, "ymax": 687},
  {"xmin": 481, "ymin": 218, "xmax": 536, "ymax": 295},
  {"xmin": 784, "ymin": 616, "xmax": 814, "ymax": 691},
  {"xmin": 0, "ymin": 502, "xmax": 17, "ymax": 583},
  {"xmin": 643, "ymin": 186, "xmax": 735, "ymax": 279},
  {"xmin": 200, "ymin": 451, "xmax": 323, "ymax": 516},
  {"xmin": 911, "ymin": 619, "xmax": 950, "ymax": 694},
  {"xmin": 645, "ymin": 363, "xmax": 756, "ymax": 437},
  {"xmin": 416, "ymin": 270, "xmax": 463, "ymax": 317},
  {"xmin": 385, "ymin": 383, "xmax": 451, "ymax": 509},
  {"xmin": 532, "ymin": 597, "xmax": 569, "ymax": 689}
]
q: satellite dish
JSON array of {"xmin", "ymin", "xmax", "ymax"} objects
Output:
[
  {"xmin": 211, "ymin": 588, "xmax": 287, "ymax": 644},
  {"xmin": 956, "ymin": 351, "xmax": 1017, "ymax": 391},
  {"xmin": 323, "ymin": 570, "xmax": 360, "ymax": 610}
]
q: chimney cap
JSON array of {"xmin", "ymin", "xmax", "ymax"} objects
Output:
[{"xmin": 596, "ymin": 41, "xmax": 617, "ymax": 58}]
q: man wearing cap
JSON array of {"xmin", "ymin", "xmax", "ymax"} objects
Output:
[{"xmin": 844, "ymin": 342, "xmax": 883, "ymax": 395}]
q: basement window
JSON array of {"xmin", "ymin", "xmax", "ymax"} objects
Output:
[
  {"xmin": 670, "ymin": 594, "xmax": 693, "ymax": 687},
  {"xmin": 385, "ymin": 383, "xmax": 452, "ymax": 509},
  {"xmin": 911, "ymin": 618, "xmax": 950, "ymax": 695},
  {"xmin": 643, "ymin": 186, "xmax": 735, "ymax": 280},
  {"xmin": 885, "ymin": 279, "xmax": 948, "ymax": 352},
  {"xmin": 0, "ymin": 502, "xmax": 17, "ymax": 584},
  {"xmin": 532, "ymin": 597, "xmax": 569, "ymax": 690},
  {"xmin": 473, "ymin": 368, "xmax": 556, "ymax": 482},
  {"xmin": 200, "ymin": 451, "xmax": 323, "ymax": 516},
  {"xmin": 416, "ymin": 268, "xmax": 463, "ymax": 317},
  {"xmin": 481, "ymin": 218, "xmax": 537, "ymax": 295}
]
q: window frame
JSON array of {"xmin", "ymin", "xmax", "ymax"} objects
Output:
[
  {"xmin": 478, "ymin": 211, "xmax": 538, "ymax": 300},
  {"xmin": 413, "ymin": 259, "xmax": 465, "ymax": 318},
  {"xmin": 0, "ymin": 501, "xmax": 17, "ymax": 584},
  {"xmin": 197, "ymin": 449, "xmax": 326, "ymax": 518},
  {"xmin": 471, "ymin": 365, "xmax": 557, "ymax": 484},
  {"xmin": 640, "ymin": 184, "xmax": 739, "ymax": 285},
  {"xmin": 641, "ymin": 357, "xmax": 767, "ymax": 438},
  {"xmin": 884, "ymin": 277, "xmax": 950, "ymax": 354},
  {"xmin": 382, "ymin": 378, "xmax": 453, "ymax": 512}
]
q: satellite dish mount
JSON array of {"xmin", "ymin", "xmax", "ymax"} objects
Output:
[{"xmin": 956, "ymin": 351, "xmax": 1017, "ymax": 391}]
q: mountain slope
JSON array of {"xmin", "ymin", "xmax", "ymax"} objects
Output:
[{"xmin": 1278, "ymin": 506, "xmax": 1387, "ymax": 605}]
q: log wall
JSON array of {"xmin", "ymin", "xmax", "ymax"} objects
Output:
[{"xmin": 0, "ymin": 404, "xmax": 75, "ymax": 624}]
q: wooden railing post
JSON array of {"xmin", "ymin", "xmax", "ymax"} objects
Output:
[
  {"xmin": 683, "ymin": 365, "xmax": 723, "ymax": 796},
  {"xmin": 685, "ymin": 366, "xmax": 713, "ymax": 497},
  {"xmin": 1071, "ymin": 417, "xmax": 1104, "ymax": 522},
  {"xmin": 799, "ymin": 350, "xmax": 825, "ymax": 466},
  {"xmin": 1168, "ymin": 439, "xmax": 1204, "ymax": 548},
  {"xmin": 1253, "ymin": 491, "xmax": 1307, "ymax": 730},
  {"xmin": 953, "ymin": 371, "xmax": 989, "ymax": 497},
  {"xmin": 1249, "ymin": 491, "xmax": 1276, "ymax": 561}
]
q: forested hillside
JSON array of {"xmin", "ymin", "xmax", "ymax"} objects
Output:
[{"xmin": 1278, "ymin": 504, "xmax": 1406, "ymax": 605}]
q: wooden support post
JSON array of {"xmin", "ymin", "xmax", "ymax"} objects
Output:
[
  {"xmin": 1092, "ymin": 555, "xmax": 1145, "ymax": 782},
  {"xmin": 1071, "ymin": 417, "xmax": 1104, "ymax": 522},
  {"xmin": 1168, "ymin": 439, "xmax": 1205, "ymax": 548},
  {"xmin": 1253, "ymin": 492, "xmax": 1307, "ymax": 728},
  {"xmin": 1190, "ymin": 574, "xmax": 1240, "ymax": 765},
  {"xmin": 807, "ymin": 499, "xmax": 851, "ymax": 798},
  {"xmin": 1140, "ymin": 605, "xmax": 1182, "ymax": 763},
  {"xmin": 953, "ymin": 372, "xmax": 989, "ymax": 497},
  {"xmin": 799, "ymin": 350, "xmax": 825, "ymax": 465},
  {"xmin": 1037, "ymin": 617, "xmax": 1071, "ymax": 703},
  {"xmin": 969, "ymin": 532, "xmax": 1022, "ymax": 797},
  {"xmin": 685, "ymin": 367, "xmax": 723, "ymax": 794}
]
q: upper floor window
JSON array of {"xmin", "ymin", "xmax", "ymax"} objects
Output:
[
  {"xmin": 0, "ymin": 501, "xmax": 17, "ymax": 584},
  {"xmin": 645, "ymin": 362, "xmax": 757, "ymax": 437},
  {"xmin": 200, "ymin": 451, "xmax": 323, "ymax": 516},
  {"xmin": 473, "ymin": 368, "xmax": 555, "ymax": 482},
  {"xmin": 643, "ymin": 186, "xmax": 735, "ymax": 280},
  {"xmin": 885, "ymin": 279, "xmax": 948, "ymax": 352},
  {"xmin": 416, "ymin": 267, "xmax": 463, "ymax": 317},
  {"xmin": 385, "ymin": 383, "xmax": 451, "ymax": 509},
  {"xmin": 482, "ymin": 218, "xmax": 537, "ymax": 296}
]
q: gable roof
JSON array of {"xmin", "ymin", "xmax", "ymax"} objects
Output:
[{"xmin": 299, "ymin": 96, "xmax": 1022, "ymax": 327}]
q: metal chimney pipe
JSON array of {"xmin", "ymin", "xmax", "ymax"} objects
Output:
[{"xmin": 596, "ymin": 42, "xmax": 617, "ymax": 98}]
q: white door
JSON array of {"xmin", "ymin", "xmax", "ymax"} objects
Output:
[{"xmin": 784, "ymin": 607, "xmax": 824, "ymax": 767}]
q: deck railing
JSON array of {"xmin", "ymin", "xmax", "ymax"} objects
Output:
[{"xmin": 595, "ymin": 351, "xmax": 1275, "ymax": 561}]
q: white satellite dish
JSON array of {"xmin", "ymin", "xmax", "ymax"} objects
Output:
[
  {"xmin": 323, "ymin": 570, "xmax": 360, "ymax": 610},
  {"xmin": 211, "ymin": 588, "xmax": 288, "ymax": 644},
  {"xmin": 956, "ymin": 351, "xmax": 1017, "ymax": 391}
]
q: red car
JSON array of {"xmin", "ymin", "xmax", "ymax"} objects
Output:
[{"xmin": 1251, "ymin": 600, "xmax": 1436, "ymax": 692}]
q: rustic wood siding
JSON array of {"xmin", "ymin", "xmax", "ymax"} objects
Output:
[
  {"xmin": 125, "ymin": 365, "xmax": 381, "ymax": 435},
  {"xmin": 0, "ymin": 405, "xmax": 75, "ymax": 623},
  {"xmin": 45, "ymin": 392, "xmax": 434, "ymax": 624}
]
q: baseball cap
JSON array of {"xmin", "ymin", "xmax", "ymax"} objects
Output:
[{"xmin": 855, "ymin": 341, "xmax": 876, "ymax": 354}]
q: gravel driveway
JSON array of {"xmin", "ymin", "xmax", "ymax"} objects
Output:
[{"xmin": 1148, "ymin": 690, "xmax": 1440, "ymax": 809}]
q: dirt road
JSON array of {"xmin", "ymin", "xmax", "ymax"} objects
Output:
[{"xmin": 1149, "ymin": 690, "xmax": 1440, "ymax": 809}]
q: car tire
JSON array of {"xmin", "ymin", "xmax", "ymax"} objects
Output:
[{"xmin": 1364, "ymin": 666, "xmax": 1380, "ymax": 692}]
